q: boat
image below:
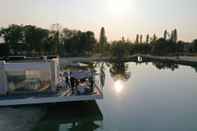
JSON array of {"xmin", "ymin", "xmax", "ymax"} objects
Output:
[{"xmin": 0, "ymin": 58, "xmax": 103, "ymax": 106}]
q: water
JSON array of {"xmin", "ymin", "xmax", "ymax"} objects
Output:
[{"xmin": 1, "ymin": 61, "xmax": 197, "ymax": 131}]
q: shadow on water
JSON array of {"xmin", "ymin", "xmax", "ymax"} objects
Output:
[{"xmin": 32, "ymin": 101, "xmax": 103, "ymax": 131}]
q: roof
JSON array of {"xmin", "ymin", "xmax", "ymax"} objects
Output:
[{"xmin": 64, "ymin": 70, "xmax": 92, "ymax": 79}]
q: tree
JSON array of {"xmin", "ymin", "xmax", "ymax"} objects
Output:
[
  {"xmin": 164, "ymin": 30, "xmax": 168, "ymax": 40},
  {"xmin": 99, "ymin": 27, "xmax": 107, "ymax": 52},
  {"xmin": 170, "ymin": 29, "xmax": 178, "ymax": 43},
  {"xmin": 146, "ymin": 34, "xmax": 149, "ymax": 44},
  {"xmin": 173, "ymin": 29, "xmax": 178, "ymax": 43},
  {"xmin": 0, "ymin": 24, "xmax": 24, "ymax": 54},
  {"xmin": 151, "ymin": 38, "xmax": 176, "ymax": 55},
  {"xmin": 62, "ymin": 29, "xmax": 96, "ymax": 56},
  {"xmin": 23, "ymin": 25, "xmax": 49, "ymax": 55},
  {"xmin": 50, "ymin": 23, "xmax": 63, "ymax": 54},
  {"xmin": 84, "ymin": 31, "xmax": 97, "ymax": 54},
  {"xmin": 135, "ymin": 34, "xmax": 139, "ymax": 44},
  {"xmin": 110, "ymin": 40, "xmax": 129, "ymax": 58},
  {"xmin": 150, "ymin": 34, "xmax": 157, "ymax": 43},
  {"xmin": 192, "ymin": 39, "xmax": 197, "ymax": 52},
  {"xmin": 140, "ymin": 34, "xmax": 143, "ymax": 44}
]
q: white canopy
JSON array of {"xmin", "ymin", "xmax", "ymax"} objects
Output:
[{"xmin": 70, "ymin": 70, "xmax": 92, "ymax": 79}]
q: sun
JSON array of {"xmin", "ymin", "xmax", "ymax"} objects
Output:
[{"xmin": 108, "ymin": 0, "xmax": 135, "ymax": 17}]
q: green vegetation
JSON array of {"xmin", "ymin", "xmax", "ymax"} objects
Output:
[
  {"xmin": 0, "ymin": 24, "xmax": 97, "ymax": 56},
  {"xmin": 0, "ymin": 24, "xmax": 197, "ymax": 57}
]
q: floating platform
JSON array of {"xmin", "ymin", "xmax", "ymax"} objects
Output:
[
  {"xmin": 0, "ymin": 59, "xmax": 103, "ymax": 106},
  {"xmin": 0, "ymin": 86, "xmax": 103, "ymax": 106}
]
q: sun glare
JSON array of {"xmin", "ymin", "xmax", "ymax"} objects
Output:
[
  {"xmin": 114, "ymin": 80, "xmax": 124, "ymax": 94},
  {"xmin": 108, "ymin": 0, "xmax": 136, "ymax": 17}
]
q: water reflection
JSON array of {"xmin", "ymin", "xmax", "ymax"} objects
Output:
[
  {"xmin": 186, "ymin": 64, "xmax": 197, "ymax": 72},
  {"xmin": 152, "ymin": 61, "xmax": 197, "ymax": 73},
  {"xmin": 32, "ymin": 101, "xmax": 103, "ymax": 131},
  {"xmin": 152, "ymin": 61, "xmax": 179, "ymax": 71},
  {"xmin": 109, "ymin": 62, "xmax": 130, "ymax": 81},
  {"xmin": 0, "ymin": 106, "xmax": 45, "ymax": 131},
  {"xmin": 100, "ymin": 63, "xmax": 105, "ymax": 89},
  {"xmin": 1, "ymin": 61, "xmax": 197, "ymax": 131},
  {"xmin": 114, "ymin": 80, "xmax": 124, "ymax": 94}
]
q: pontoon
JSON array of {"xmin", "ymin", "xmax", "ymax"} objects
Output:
[{"xmin": 0, "ymin": 59, "xmax": 103, "ymax": 106}]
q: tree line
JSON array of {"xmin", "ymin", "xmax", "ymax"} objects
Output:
[
  {"xmin": 0, "ymin": 24, "xmax": 197, "ymax": 57},
  {"xmin": 108, "ymin": 29, "xmax": 197, "ymax": 58},
  {"xmin": 0, "ymin": 24, "xmax": 97, "ymax": 57}
]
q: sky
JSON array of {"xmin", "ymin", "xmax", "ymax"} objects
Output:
[{"xmin": 0, "ymin": 0, "xmax": 197, "ymax": 42}]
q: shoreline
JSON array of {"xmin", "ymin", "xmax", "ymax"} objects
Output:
[
  {"xmin": 2, "ymin": 55, "xmax": 197, "ymax": 66},
  {"xmin": 60, "ymin": 55, "xmax": 197, "ymax": 64}
]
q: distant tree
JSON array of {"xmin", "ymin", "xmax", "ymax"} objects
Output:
[
  {"xmin": 0, "ymin": 24, "xmax": 24, "ymax": 54},
  {"xmin": 192, "ymin": 39, "xmax": 197, "ymax": 52},
  {"xmin": 110, "ymin": 40, "xmax": 128, "ymax": 58},
  {"xmin": 150, "ymin": 34, "xmax": 157, "ymax": 43},
  {"xmin": 135, "ymin": 34, "xmax": 139, "ymax": 44},
  {"xmin": 62, "ymin": 28, "xmax": 78, "ymax": 55},
  {"xmin": 121, "ymin": 36, "xmax": 125, "ymax": 42},
  {"xmin": 140, "ymin": 34, "xmax": 143, "ymax": 43},
  {"xmin": 50, "ymin": 23, "xmax": 63, "ymax": 54},
  {"xmin": 146, "ymin": 34, "xmax": 149, "ymax": 44},
  {"xmin": 164, "ymin": 30, "xmax": 168, "ymax": 40},
  {"xmin": 170, "ymin": 29, "xmax": 178, "ymax": 43},
  {"xmin": 62, "ymin": 29, "xmax": 96, "ymax": 56},
  {"xmin": 173, "ymin": 29, "xmax": 178, "ymax": 43},
  {"xmin": 99, "ymin": 27, "xmax": 107, "ymax": 52},
  {"xmin": 80, "ymin": 31, "xmax": 97, "ymax": 55},
  {"xmin": 151, "ymin": 38, "xmax": 176, "ymax": 55},
  {"xmin": 23, "ymin": 25, "xmax": 49, "ymax": 54}
]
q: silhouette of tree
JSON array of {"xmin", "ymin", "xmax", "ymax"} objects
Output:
[
  {"xmin": 140, "ymin": 34, "xmax": 143, "ymax": 44},
  {"xmin": 164, "ymin": 30, "xmax": 168, "ymax": 40},
  {"xmin": 63, "ymin": 29, "xmax": 96, "ymax": 56},
  {"xmin": 135, "ymin": 34, "xmax": 139, "ymax": 44},
  {"xmin": 0, "ymin": 24, "xmax": 196, "ymax": 57},
  {"xmin": 146, "ymin": 34, "xmax": 149, "ymax": 44},
  {"xmin": 170, "ymin": 29, "xmax": 178, "ymax": 43},
  {"xmin": 174, "ymin": 29, "xmax": 178, "ymax": 43},
  {"xmin": 50, "ymin": 23, "xmax": 63, "ymax": 54},
  {"xmin": 0, "ymin": 24, "xmax": 24, "ymax": 54},
  {"xmin": 110, "ymin": 40, "xmax": 129, "ymax": 58},
  {"xmin": 192, "ymin": 39, "xmax": 197, "ymax": 52},
  {"xmin": 152, "ymin": 34, "xmax": 157, "ymax": 42},
  {"xmin": 99, "ymin": 27, "xmax": 107, "ymax": 53},
  {"xmin": 23, "ymin": 25, "xmax": 49, "ymax": 55},
  {"xmin": 151, "ymin": 38, "xmax": 176, "ymax": 55}
]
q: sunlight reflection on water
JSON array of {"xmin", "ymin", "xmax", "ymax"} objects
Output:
[{"xmin": 114, "ymin": 80, "xmax": 124, "ymax": 94}]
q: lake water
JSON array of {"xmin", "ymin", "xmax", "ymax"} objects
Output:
[{"xmin": 1, "ymin": 61, "xmax": 197, "ymax": 131}]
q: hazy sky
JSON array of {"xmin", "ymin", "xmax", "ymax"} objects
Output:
[{"xmin": 0, "ymin": 0, "xmax": 196, "ymax": 41}]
